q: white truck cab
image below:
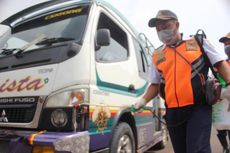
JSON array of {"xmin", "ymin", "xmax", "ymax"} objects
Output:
[{"xmin": 0, "ymin": 0, "xmax": 166, "ymax": 153}]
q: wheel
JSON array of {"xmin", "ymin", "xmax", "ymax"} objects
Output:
[{"xmin": 110, "ymin": 122, "xmax": 135, "ymax": 153}]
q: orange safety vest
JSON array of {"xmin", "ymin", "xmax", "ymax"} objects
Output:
[{"xmin": 152, "ymin": 38, "xmax": 209, "ymax": 108}]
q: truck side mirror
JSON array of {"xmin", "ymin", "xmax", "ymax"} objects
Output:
[
  {"xmin": 95, "ymin": 28, "xmax": 110, "ymax": 50},
  {"xmin": 0, "ymin": 24, "xmax": 11, "ymax": 49}
]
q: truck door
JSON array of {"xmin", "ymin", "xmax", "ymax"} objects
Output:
[
  {"xmin": 94, "ymin": 12, "xmax": 147, "ymax": 102},
  {"xmin": 91, "ymin": 9, "xmax": 160, "ymax": 152}
]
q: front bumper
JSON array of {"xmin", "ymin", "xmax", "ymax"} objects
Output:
[{"xmin": 0, "ymin": 129, "xmax": 89, "ymax": 153}]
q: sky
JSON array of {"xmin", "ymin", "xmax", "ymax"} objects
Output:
[{"xmin": 0, "ymin": 0, "xmax": 230, "ymax": 51}]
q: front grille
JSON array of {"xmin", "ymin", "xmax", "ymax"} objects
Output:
[
  {"xmin": 0, "ymin": 107, "xmax": 36, "ymax": 123},
  {"xmin": 0, "ymin": 97, "xmax": 39, "ymax": 123}
]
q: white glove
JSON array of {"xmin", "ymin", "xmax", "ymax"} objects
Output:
[
  {"xmin": 133, "ymin": 98, "xmax": 146, "ymax": 110},
  {"xmin": 221, "ymin": 85, "xmax": 230, "ymax": 102}
]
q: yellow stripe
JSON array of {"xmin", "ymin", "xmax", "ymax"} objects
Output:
[
  {"xmin": 88, "ymin": 103, "xmax": 129, "ymax": 108},
  {"xmin": 29, "ymin": 130, "xmax": 46, "ymax": 145}
]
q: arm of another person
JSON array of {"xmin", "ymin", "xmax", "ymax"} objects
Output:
[
  {"xmin": 215, "ymin": 60, "xmax": 230, "ymax": 84},
  {"xmin": 216, "ymin": 61, "xmax": 230, "ymax": 101},
  {"xmin": 203, "ymin": 39, "xmax": 230, "ymax": 82},
  {"xmin": 203, "ymin": 40, "xmax": 230, "ymax": 101}
]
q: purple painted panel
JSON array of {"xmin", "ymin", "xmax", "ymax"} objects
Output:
[
  {"xmin": 9, "ymin": 140, "xmax": 32, "ymax": 153},
  {"xmin": 0, "ymin": 130, "xmax": 90, "ymax": 153},
  {"xmin": 33, "ymin": 131, "xmax": 88, "ymax": 145},
  {"xmin": 90, "ymin": 132, "xmax": 112, "ymax": 151}
]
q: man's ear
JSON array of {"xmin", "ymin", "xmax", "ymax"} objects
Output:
[{"xmin": 176, "ymin": 21, "xmax": 179, "ymax": 29}]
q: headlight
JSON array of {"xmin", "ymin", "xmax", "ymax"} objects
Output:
[
  {"xmin": 51, "ymin": 109, "xmax": 68, "ymax": 128},
  {"xmin": 39, "ymin": 88, "xmax": 89, "ymax": 131},
  {"xmin": 44, "ymin": 89, "xmax": 89, "ymax": 108}
]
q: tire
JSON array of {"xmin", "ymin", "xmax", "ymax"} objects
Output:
[{"xmin": 110, "ymin": 122, "xmax": 135, "ymax": 153}]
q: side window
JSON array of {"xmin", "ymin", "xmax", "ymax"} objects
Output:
[
  {"xmin": 95, "ymin": 13, "xmax": 128, "ymax": 63},
  {"xmin": 133, "ymin": 37, "xmax": 149, "ymax": 78}
]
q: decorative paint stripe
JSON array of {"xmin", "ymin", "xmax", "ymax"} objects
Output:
[
  {"xmin": 135, "ymin": 119, "xmax": 155, "ymax": 127},
  {"xmin": 96, "ymin": 70, "xmax": 148, "ymax": 97},
  {"xmin": 89, "ymin": 108, "xmax": 152, "ymax": 117},
  {"xmin": 136, "ymin": 122, "xmax": 155, "ymax": 127},
  {"xmin": 133, "ymin": 112, "xmax": 153, "ymax": 116},
  {"xmin": 88, "ymin": 103, "xmax": 129, "ymax": 108},
  {"xmin": 28, "ymin": 130, "xmax": 46, "ymax": 145},
  {"xmin": 89, "ymin": 111, "xmax": 117, "ymax": 118},
  {"xmin": 89, "ymin": 129, "xmax": 111, "ymax": 135}
]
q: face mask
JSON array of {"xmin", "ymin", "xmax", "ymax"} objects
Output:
[
  {"xmin": 157, "ymin": 29, "xmax": 178, "ymax": 45},
  {"xmin": 225, "ymin": 45, "xmax": 230, "ymax": 55}
]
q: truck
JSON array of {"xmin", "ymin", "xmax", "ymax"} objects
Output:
[{"xmin": 0, "ymin": 0, "xmax": 167, "ymax": 152}]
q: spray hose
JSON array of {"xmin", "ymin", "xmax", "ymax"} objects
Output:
[
  {"xmin": 128, "ymin": 105, "xmax": 190, "ymax": 128},
  {"xmin": 128, "ymin": 105, "xmax": 167, "ymax": 126}
]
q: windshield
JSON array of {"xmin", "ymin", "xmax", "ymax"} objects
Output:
[{"xmin": 1, "ymin": 5, "xmax": 90, "ymax": 56}]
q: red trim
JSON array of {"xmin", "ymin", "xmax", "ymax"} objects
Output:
[{"xmin": 89, "ymin": 112, "xmax": 117, "ymax": 118}]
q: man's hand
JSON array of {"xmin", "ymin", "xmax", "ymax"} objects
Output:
[
  {"xmin": 133, "ymin": 98, "xmax": 147, "ymax": 110},
  {"xmin": 221, "ymin": 85, "xmax": 230, "ymax": 102}
]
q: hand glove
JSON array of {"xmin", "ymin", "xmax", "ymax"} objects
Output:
[
  {"xmin": 133, "ymin": 98, "xmax": 146, "ymax": 110},
  {"xmin": 221, "ymin": 85, "xmax": 230, "ymax": 102}
]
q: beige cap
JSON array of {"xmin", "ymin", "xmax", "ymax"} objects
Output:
[
  {"xmin": 219, "ymin": 32, "xmax": 230, "ymax": 43},
  {"xmin": 148, "ymin": 10, "xmax": 178, "ymax": 27}
]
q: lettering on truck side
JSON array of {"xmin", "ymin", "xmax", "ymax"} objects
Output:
[{"xmin": 0, "ymin": 76, "xmax": 48, "ymax": 93}]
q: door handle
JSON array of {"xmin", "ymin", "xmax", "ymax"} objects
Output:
[{"xmin": 128, "ymin": 84, "xmax": 136, "ymax": 93}]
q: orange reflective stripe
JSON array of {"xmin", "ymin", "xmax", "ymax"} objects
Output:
[
  {"xmin": 153, "ymin": 39, "xmax": 203, "ymax": 108},
  {"xmin": 28, "ymin": 130, "xmax": 46, "ymax": 145}
]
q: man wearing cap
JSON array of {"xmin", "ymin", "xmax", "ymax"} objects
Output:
[
  {"xmin": 220, "ymin": 32, "xmax": 230, "ymax": 63},
  {"xmin": 215, "ymin": 32, "xmax": 230, "ymax": 153},
  {"xmin": 133, "ymin": 10, "xmax": 230, "ymax": 153}
]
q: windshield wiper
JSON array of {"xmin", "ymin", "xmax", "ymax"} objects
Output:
[
  {"xmin": 36, "ymin": 37, "xmax": 74, "ymax": 46},
  {"xmin": 1, "ymin": 48, "xmax": 22, "ymax": 55},
  {"xmin": 0, "ymin": 34, "xmax": 46, "ymax": 56}
]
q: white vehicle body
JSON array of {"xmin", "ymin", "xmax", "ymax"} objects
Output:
[{"xmin": 0, "ymin": 0, "xmax": 166, "ymax": 152}]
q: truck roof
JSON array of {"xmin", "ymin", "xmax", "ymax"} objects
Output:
[
  {"xmin": 1, "ymin": 0, "xmax": 139, "ymax": 37},
  {"xmin": 1, "ymin": 0, "xmax": 92, "ymax": 26}
]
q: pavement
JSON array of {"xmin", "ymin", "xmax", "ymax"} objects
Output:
[{"xmin": 145, "ymin": 126, "xmax": 223, "ymax": 153}]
